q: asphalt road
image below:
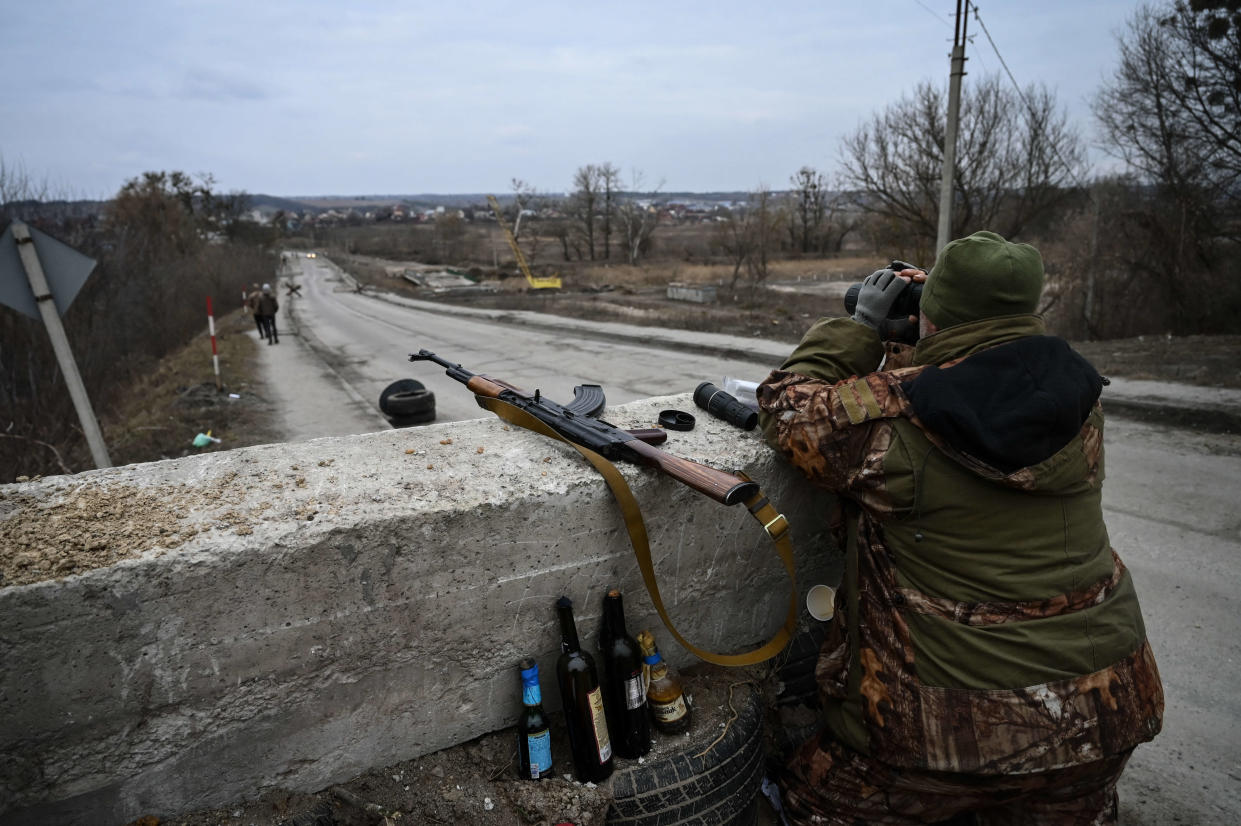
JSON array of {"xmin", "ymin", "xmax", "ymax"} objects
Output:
[
  {"xmin": 273, "ymin": 254, "xmax": 777, "ymax": 433},
  {"xmin": 262, "ymin": 254, "xmax": 1241, "ymax": 825}
]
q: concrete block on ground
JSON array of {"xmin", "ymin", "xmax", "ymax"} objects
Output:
[
  {"xmin": 0, "ymin": 394, "xmax": 837, "ymax": 825},
  {"xmin": 666, "ymin": 282, "xmax": 718, "ymax": 303}
]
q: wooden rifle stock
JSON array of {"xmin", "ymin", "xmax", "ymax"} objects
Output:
[{"xmin": 622, "ymin": 439, "xmax": 758, "ymax": 506}]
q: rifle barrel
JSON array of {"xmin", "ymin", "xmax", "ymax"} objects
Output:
[{"xmin": 410, "ymin": 350, "xmax": 476, "ymax": 383}]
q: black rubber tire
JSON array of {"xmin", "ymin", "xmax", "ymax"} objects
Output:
[
  {"xmin": 387, "ymin": 409, "xmax": 436, "ymax": 428},
  {"xmin": 378, "ymin": 379, "xmax": 426, "ymax": 414},
  {"xmin": 383, "ymin": 389, "xmax": 435, "ymax": 418},
  {"xmin": 607, "ymin": 683, "xmax": 764, "ymax": 826}
]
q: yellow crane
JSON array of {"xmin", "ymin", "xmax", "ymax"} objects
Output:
[{"xmin": 487, "ymin": 195, "xmax": 561, "ymax": 289}]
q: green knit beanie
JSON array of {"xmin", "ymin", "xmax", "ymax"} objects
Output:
[{"xmin": 920, "ymin": 230, "xmax": 1045, "ymax": 329}]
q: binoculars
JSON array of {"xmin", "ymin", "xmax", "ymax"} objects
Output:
[{"xmin": 843, "ymin": 260, "xmax": 924, "ymax": 320}]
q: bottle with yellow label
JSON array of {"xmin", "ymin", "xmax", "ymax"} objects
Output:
[
  {"xmin": 555, "ymin": 596, "xmax": 614, "ymax": 782},
  {"xmin": 636, "ymin": 629, "xmax": 692, "ymax": 735}
]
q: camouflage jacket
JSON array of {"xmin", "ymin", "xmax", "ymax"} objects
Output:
[{"xmin": 758, "ymin": 314, "xmax": 1163, "ymax": 774}]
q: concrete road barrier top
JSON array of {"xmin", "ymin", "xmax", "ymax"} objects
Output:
[{"xmin": 0, "ymin": 393, "xmax": 837, "ymax": 825}]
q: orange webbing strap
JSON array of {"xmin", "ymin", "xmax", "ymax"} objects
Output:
[{"xmin": 479, "ymin": 395, "xmax": 798, "ymax": 666}]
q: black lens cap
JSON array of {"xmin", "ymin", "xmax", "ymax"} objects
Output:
[{"xmin": 658, "ymin": 409, "xmax": 696, "ymax": 431}]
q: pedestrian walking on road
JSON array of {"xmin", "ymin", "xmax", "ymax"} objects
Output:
[
  {"xmin": 245, "ymin": 282, "xmax": 264, "ymax": 337},
  {"xmin": 759, "ymin": 231, "xmax": 1163, "ymax": 825},
  {"xmin": 257, "ymin": 283, "xmax": 280, "ymax": 344}
]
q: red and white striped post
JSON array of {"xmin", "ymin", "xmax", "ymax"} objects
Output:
[{"xmin": 206, "ymin": 296, "xmax": 222, "ymax": 391}]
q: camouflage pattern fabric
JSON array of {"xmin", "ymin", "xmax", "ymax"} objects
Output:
[
  {"xmin": 848, "ymin": 508, "xmax": 1161, "ymax": 774},
  {"xmin": 780, "ymin": 731, "xmax": 1131, "ymax": 825},
  {"xmin": 758, "ymin": 316, "xmax": 1165, "ymax": 826},
  {"xmin": 761, "ymin": 363, "xmax": 1164, "ymax": 774}
]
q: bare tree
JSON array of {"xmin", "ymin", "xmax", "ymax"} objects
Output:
[
  {"xmin": 600, "ymin": 162, "xmax": 621, "ymax": 261},
  {"xmin": 713, "ymin": 205, "xmax": 757, "ymax": 290},
  {"xmin": 788, "ymin": 167, "xmax": 827, "ymax": 254},
  {"xmin": 1, "ymin": 156, "xmax": 51, "ymax": 225},
  {"xmin": 839, "ymin": 74, "xmax": 1085, "ymax": 248},
  {"xmin": 509, "ymin": 178, "xmax": 535, "ymax": 241},
  {"xmin": 820, "ymin": 191, "xmax": 862, "ymax": 253},
  {"xmin": 509, "ymin": 178, "xmax": 544, "ymax": 263},
  {"xmin": 1094, "ymin": 1, "xmax": 1240, "ymax": 201},
  {"xmin": 1085, "ymin": 1, "xmax": 1241, "ymax": 336},
  {"xmin": 615, "ymin": 170, "xmax": 662, "ymax": 266},
  {"xmin": 549, "ymin": 220, "xmax": 577, "ymax": 262},
  {"xmin": 432, "ymin": 212, "xmax": 466, "ymax": 263},
  {"xmin": 569, "ymin": 164, "xmax": 602, "ymax": 260},
  {"xmin": 745, "ymin": 187, "xmax": 782, "ymax": 292}
]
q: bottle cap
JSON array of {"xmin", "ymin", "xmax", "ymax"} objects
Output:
[{"xmin": 657, "ymin": 409, "xmax": 695, "ymax": 431}]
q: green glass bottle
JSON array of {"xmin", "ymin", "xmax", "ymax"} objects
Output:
[{"xmin": 555, "ymin": 596, "xmax": 614, "ymax": 782}]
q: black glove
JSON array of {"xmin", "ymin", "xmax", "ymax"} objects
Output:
[
  {"xmin": 877, "ymin": 316, "xmax": 919, "ymax": 344},
  {"xmin": 851, "ymin": 268, "xmax": 906, "ymax": 330}
]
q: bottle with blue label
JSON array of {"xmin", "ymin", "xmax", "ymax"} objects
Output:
[{"xmin": 516, "ymin": 658, "xmax": 554, "ymax": 780}]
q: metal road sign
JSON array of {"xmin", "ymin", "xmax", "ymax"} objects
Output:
[
  {"xmin": 0, "ymin": 222, "xmax": 97, "ymax": 318},
  {"xmin": 0, "ymin": 220, "xmax": 110, "ymax": 468}
]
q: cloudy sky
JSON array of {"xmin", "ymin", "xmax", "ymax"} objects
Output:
[{"xmin": 2, "ymin": 0, "xmax": 1140, "ymax": 199}]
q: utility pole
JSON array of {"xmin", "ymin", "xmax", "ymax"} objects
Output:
[{"xmin": 936, "ymin": 0, "xmax": 969, "ymax": 256}]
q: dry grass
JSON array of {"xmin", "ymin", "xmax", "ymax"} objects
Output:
[
  {"xmin": 571, "ymin": 256, "xmax": 876, "ymax": 288},
  {"xmin": 100, "ymin": 310, "xmax": 281, "ymax": 468}
]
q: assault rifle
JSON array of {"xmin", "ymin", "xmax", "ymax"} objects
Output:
[{"xmin": 409, "ymin": 350, "xmax": 759, "ymax": 506}]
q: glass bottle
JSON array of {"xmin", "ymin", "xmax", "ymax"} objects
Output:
[
  {"xmin": 598, "ymin": 589, "xmax": 652, "ymax": 759},
  {"xmin": 515, "ymin": 658, "xmax": 554, "ymax": 780},
  {"xmin": 555, "ymin": 596, "xmax": 614, "ymax": 782},
  {"xmin": 636, "ymin": 629, "xmax": 692, "ymax": 735}
]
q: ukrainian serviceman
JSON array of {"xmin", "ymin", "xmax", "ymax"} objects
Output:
[{"xmin": 758, "ymin": 231, "xmax": 1163, "ymax": 825}]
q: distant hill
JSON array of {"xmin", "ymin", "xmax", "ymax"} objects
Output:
[
  {"xmin": 251, "ymin": 191, "xmax": 762, "ymax": 211},
  {"xmin": 245, "ymin": 193, "xmax": 319, "ymax": 213}
]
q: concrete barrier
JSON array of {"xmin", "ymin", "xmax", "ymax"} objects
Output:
[{"xmin": 0, "ymin": 393, "xmax": 837, "ymax": 825}]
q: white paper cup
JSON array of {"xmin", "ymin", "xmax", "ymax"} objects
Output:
[{"xmin": 806, "ymin": 584, "xmax": 836, "ymax": 621}]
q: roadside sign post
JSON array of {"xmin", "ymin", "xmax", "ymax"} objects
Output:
[
  {"xmin": 0, "ymin": 220, "xmax": 112, "ymax": 469},
  {"xmin": 207, "ymin": 295, "xmax": 222, "ymax": 390}
]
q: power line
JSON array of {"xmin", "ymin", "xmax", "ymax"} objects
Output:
[
  {"xmin": 971, "ymin": 5, "xmax": 1090, "ymax": 189},
  {"xmin": 912, "ymin": 0, "xmax": 953, "ymax": 27}
]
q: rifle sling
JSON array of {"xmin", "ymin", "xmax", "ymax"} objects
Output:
[{"xmin": 478, "ymin": 395, "xmax": 798, "ymax": 667}]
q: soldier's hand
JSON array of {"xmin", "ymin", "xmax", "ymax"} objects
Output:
[{"xmin": 851, "ymin": 268, "xmax": 907, "ymax": 330}]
